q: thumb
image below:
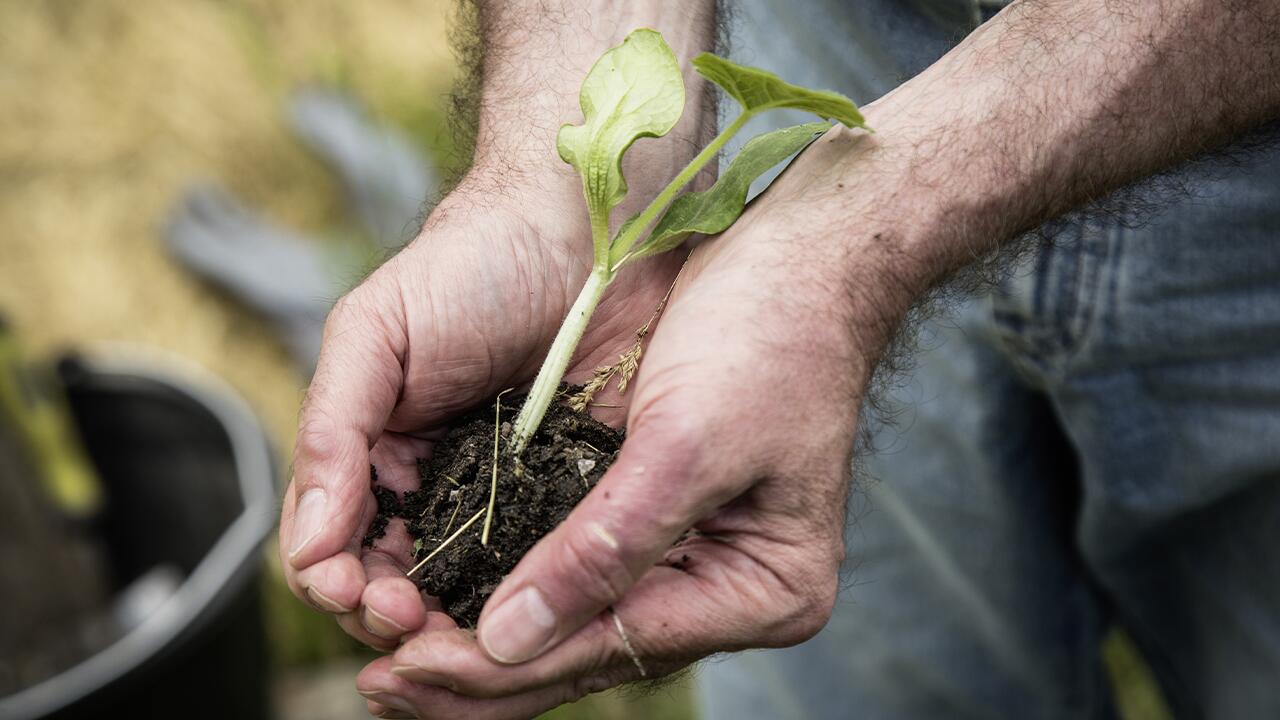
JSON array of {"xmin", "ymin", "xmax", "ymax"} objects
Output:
[
  {"xmin": 284, "ymin": 281, "xmax": 405, "ymax": 571},
  {"xmin": 475, "ymin": 394, "xmax": 740, "ymax": 665}
]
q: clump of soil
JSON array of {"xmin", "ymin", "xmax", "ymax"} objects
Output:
[
  {"xmin": 362, "ymin": 466, "xmax": 399, "ymax": 548},
  {"xmin": 385, "ymin": 392, "xmax": 622, "ymax": 627}
]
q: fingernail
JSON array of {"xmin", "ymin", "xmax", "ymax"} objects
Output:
[
  {"xmin": 289, "ymin": 488, "xmax": 327, "ymax": 560},
  {"xmin": 306, "ymin": 586, "xmax": 353, "ymax": 614},
  {"xmin": 358, "ymin": 691, "xmax": 414, "ymax": 714},
  {"xmin": 363, "ymin": 606, "xmax": 409, "ymax": 639},
  {"xmin": 478, "ymin": 586, "xmax": 557, "ymax": 664}
]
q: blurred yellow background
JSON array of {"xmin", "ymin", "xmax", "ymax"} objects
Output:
[{"xmin": 0, "ymin": 0, "xmax": 455, "ymax": 450}]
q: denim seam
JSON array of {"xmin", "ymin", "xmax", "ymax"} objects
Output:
[
  {"xmin": 997, "ymin": 224, "xmax": 1108, "ymax": 381},
  {"xmin": 1047, "ymin": 224, "xmax": 1114, "ymax": 380}
]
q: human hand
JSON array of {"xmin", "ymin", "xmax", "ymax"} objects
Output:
[
  {"xmin": 278, "ymin": 0, "xmax": 717, "ymax": 664},
  {"xmin": 277, "ymin": 171, "xmax": 687, "ymax": 651},
  {"xmin": 351, "ymin": 0, "xmax": 1280, "ymax": 707},
  {"xmin": 353, "ymin": 124, "xmax": 928, "ymax": 718}
]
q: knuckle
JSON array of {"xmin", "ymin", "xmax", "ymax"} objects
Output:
[
  {"xmin": 626, "ymin": 391, "xmax": 717, "ymax": 484},
  {"xmin": 551, "ymin": 524, "xmax": 636, "ymax": 609},
  {"xmin": 566, "ymin": 639, "xmax": 640, "ymax": 704},
  {"xmin": 628, "ymin": 390, "xmax": 705, "ymax": 458},
  {"xmin": 325, "ymin": 280, "xmax": 403, "ymax": 347},
  {"xmin": 326, "ymin": 287, "xmax": 369, "ymax": 330},
  {"xmin": 294, "ymin": 412, "xmax": 342, "ymax": 467},
  {"xmin": 585, "ymin": 612, "xmax": 628, "ymax": 670},
  {"xmin": 440, "ymin": 671, "xmax": 487, "ymax": 698},
  {"xmin": 626, "ymin": 376, "xmax": 757, "ymax": 510},
  {"xmin": 774, "ymin": 568, "xmax": 839, "ymax": 646},
  {"xmin": 569, "ymin": 670, "xmax": 623, "ymax": 703}
]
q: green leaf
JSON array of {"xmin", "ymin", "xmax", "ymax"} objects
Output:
[
  {"xmin": 557, "ymin": 29, "xmax": 686, "ymax": 259},
  {"xmin": 693, "ymin": 53, "xmax": 866, "ymax": 128},
  {"xmin": 616, "ymin": 122, "xmax": 831, "ymax": 266}
]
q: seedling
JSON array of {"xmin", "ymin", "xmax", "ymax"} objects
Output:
[
  {"xmin": 509, "ymin": 28, "xmax": 869, "ymax": 454},
  {"xmin": 405, "ymin": 29, "xmax": 871, "ymax": 585}
]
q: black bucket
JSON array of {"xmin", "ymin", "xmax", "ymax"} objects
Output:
[{"xmin": 0, "ymin": 352, "xmax": 277, "ymax": 719}]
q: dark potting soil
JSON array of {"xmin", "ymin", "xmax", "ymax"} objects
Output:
[
  {"xmin": 377, "ymin": 392, "xmax": 621, "ymax": 628},
  {"xmin": 362, "ymin": 466, "xmax": 400, "ymax": 548}
]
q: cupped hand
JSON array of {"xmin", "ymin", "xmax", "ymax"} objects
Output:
[
  {"xmin": 355, "ymin": 126, "xmax": 918, "ymax": 718},
  {"xmin": 278, "ymin": 176, "xmax": 685, "ymax": 651}
]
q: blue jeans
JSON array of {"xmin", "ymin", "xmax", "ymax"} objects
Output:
[
  {"xmin": 700, "ymin": 3, "xmax": 1280, "ymax": 715},
  {"xmin": 696, "ymin": 131, "xmax": 1280, "ymax": 719}
]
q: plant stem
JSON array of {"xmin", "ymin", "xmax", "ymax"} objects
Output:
[
  {"xmin": 510, "ymin": 267, "xmax": 612, "ymax": 454},
  {"xmin": 508, "ymin": 114, "xmax": 757, "ymax": 454},
  {"xmin": 608, "ymin": 111, "xmax": 751, "ymax": 268},
  {"xmin": 590, "ymin": 207, "xmax": 611, "ymax": 267}
]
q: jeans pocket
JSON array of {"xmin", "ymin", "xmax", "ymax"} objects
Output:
[{"xmin": 989, "ymin": 222, "xmax": 1116, "ymax": 382}]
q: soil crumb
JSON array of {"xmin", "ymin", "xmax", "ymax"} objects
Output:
[
  {"xmin": 393, "ymin": 392, "xmax": 621, "ymax": 627},
  {"xmin": 362, "ymin": 466, "xmax": 402, "ymax": 548}
]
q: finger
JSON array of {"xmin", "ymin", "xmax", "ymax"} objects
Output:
[
  {"xmin": 294, "ymin": 550, "xmax": 367, "ymax": 615},
  {"xmin": 337, "ymin": 614, "xmax": 398, "ymax": 653},
  {"xmin": 357, "ymin": 435, "xmax": 436, "ymax": 642},
  {"xmin": 357, "ymin": 655, "xmax": 625, "ymax": 720},
  {"xmin": 470, "ymin": 250, "xmax": 753, "ymax": 666},
  {"xmin": 286, "ymin": 275, "xmax": 407, "ymax": 572},
  {"xmin": 364, "ymin": 701, "xmax": 413, "ymax": 720},
  {"xmin": 395, "ymin": 571, "xmax": 685, "ymax": 698},
  {"xmin": 341, "ymin": 602, "xmax": 453, "ymax": 664},
  {"xmin": 337, "ymin": 550, "xmax": 437, "ymax": 649},
  {"xmin": 473, "ymin": 390, "xmax": 743, "ymax": 665},
  {"xmin": 474, "ymin": 245, "xmax": 854, "ymax": 666},
  {"xmin": 354, "ymin": 556, "xmax": 431, "ymax": 643},
  {"xmin": 393, "ymin": 534, "xmax": 813, "ymax": 699}
]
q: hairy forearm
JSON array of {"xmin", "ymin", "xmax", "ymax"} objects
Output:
[
  {"xmin": 786, "ymin": 0, "xmax": 1280, "ymax": 320},
  {"xmin": 462, "ymin": 1, "xmax": 717, "ymax": 196}
]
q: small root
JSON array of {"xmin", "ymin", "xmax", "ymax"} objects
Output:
[
  {"xmin": 439, "ymin": 489, "xmax": 465, "ymax": 539},
  {"xmin": 481, "ymin": 388, "xmax": 513, "ymax": 547}
]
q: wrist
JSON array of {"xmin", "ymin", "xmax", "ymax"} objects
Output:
[
  {"xmin": 722, "ymin": 107, "xmax": 985, "ymax": 364},
  {"xmin": 851, "ymin": 94, "xmax": 1019, "ymax": 281},
  {"xmin": 422, "ymin": 173, "xmax": 584, "ymax": 248},
  {"xmin": 750, "ymin": 123, "xmax": 943, "ymax": 324},
  {"xmin": 467, "ymin": 4, "xmax": 720, "ymax": 210},
  {"xmin": 466, "ymin": 96, "xmax": 719, "ymax": 217},
  {"xmin": 762, "ymin": 93, "xmax": 1011, "ymax": 315}
]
